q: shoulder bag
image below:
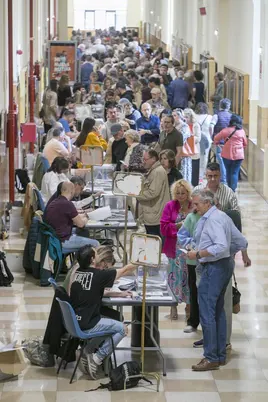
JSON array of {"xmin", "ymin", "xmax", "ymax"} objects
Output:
[
  {"xmin": 181, "ymin": 124, "xmax": 198, "ymax": 157},
  {"xmin": 233, "ymin": 272, "xmax": 241, "ymax": 314}
]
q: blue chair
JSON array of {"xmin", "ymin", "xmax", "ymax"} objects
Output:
[
  {"xmin": 56, "ymin": 297, "xmax": 117, "ymax": 383},
  {"xmin": 48, "ymin": 277, "xmax": 61, "ymax": 291}
]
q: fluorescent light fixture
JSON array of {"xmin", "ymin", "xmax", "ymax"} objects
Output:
[
  {"xmin": 214, "ymin": 29, "xmax": 219, "ymax": 36},
  {"xmin": 259, "ymin": 47, "xmax": 263, "ymax": 55},
  {"xmin": 150, "ymin": 11, "xmax": 154, "ymax": 15}
]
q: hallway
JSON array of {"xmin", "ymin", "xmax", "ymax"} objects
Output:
[{"xmin": 0, "ymin": 180, "xmax": 268, "ymax": 401}]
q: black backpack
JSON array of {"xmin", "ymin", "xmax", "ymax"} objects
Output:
[
  {"xmin": 86, "ymin": 361, "xmax": 152, "ymax": 392},
  {"xmin": 0, "ymin": 252, "xmax": 14, "ymax": 287},
  {"xmin": 15, "ymin": 169, "xmax": 30, "ymax": 194}
]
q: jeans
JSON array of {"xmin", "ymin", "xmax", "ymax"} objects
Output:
[
  {"xmin": 198, "ymin": 257, "xmax": 234, "ymax": 363},
  {"xmin": 216, "ymin": 145, "xmax": 227, "ymax": 184},
  {"xmin": 84, "ymin": 318, "xmax": 125, "ymax": 361},
  {"xmin": 199, "ymin": 148, "xmax": 211, "ymax": 180},
  {"xmin": 196, "ymin": 263, "xmax": 233, "ymax": 346},
  {"xmin": 191, "ymin": 159, "xmax": 200, "ymax": 187},
  {"xmin": 62, "ymin": 234, "xmax": 99, "ymax": 254},
  {"xmin": 223, "ymin": 158, "xmax": 243, "ymax": 191},
  {"xmin": 187, "ymin": 264, "xmax": 199, "ymax": 328}
]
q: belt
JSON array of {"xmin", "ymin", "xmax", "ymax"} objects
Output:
[{"xmin": 199, "ymin": 256, "xmax": 231, "ymax": 266}]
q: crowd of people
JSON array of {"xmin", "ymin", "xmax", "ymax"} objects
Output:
[{"xmin": 36, "ymin": 27, "xmax": 251, "ymax": 376}]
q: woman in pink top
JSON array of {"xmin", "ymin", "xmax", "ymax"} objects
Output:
[
  {"xmin": 214, "ymin": 114, "xmax": 247, "ymax": 191},
  {"xmin": 160, "ymin": 179, "xmax": 192, "ymax": 320}
]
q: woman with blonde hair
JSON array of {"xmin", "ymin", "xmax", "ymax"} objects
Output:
[
  {"xmin": 172, "ymin": 109, "xmax": 192, "ymax": 183},
  {"xmin": 183, "ymin": 108, "xmax": 201, "ymax": 187},
  {"xmin": 122, "ymin": 129, "xmax": 145, "ymax": 172},
  {"xmin": 160, "ymin": 179, "xmax": 192, "ymax": 319}
]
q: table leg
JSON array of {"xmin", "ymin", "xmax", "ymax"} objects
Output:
[{"xmin": 150, "ymin": 307, "xmax": 167, "ymax": 376}]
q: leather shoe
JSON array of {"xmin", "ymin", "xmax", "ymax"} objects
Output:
[
  {"xmin": 192, "ymin": 358, "xmax": 219, "ymax": 371},
  {"xmin": 219, "ymin": 360, "xmax": 227, "ymax": 366}
]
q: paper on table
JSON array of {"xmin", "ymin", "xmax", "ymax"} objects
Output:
[
  {"xmin": 87, "ymin": 206, "xmax": 111, "ymax": 221},
  {"xmin": 131, "ymin": 236, "xmax": 160, "ymax": 265}
]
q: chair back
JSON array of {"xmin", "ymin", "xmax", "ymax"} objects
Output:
[
  {"xmin": 56, "ymin": 297, "xmax": 86, "ymax": 339},
  {"xmin": 48, "ymin": 277, "xmax": 60, "ymax": 291}
]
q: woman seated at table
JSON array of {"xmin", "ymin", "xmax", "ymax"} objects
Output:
[
  {"xmin": 41, "ymin": 156, "xmax": 70, "ymax": 203},
  {"xmin": 75, "ymin": 117, "xmax": 107, "ymax": 150}
]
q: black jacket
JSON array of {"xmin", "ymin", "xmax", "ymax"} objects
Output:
[{"xmin": 112, "ymin": 138, "xmax": 128, "ymax": 171}]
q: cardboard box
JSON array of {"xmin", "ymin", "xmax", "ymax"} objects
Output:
[{"xmin": 0, "ymin": 348, "xmax": 27, "ymax": 376}]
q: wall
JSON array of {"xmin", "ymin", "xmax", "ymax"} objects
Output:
[{"xmin": 126, "ymin": 0, "xmax": 142, "ymax": 28}]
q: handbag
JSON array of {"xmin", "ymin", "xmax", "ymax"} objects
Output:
[
  {"xmin": 232, "ymin": 272, "xmax": 241, "ymax": 314},
  {"xmin": 224, "ymin": 128, "xmax": 237, "ymax": 144},
  {"xmin": 181, "ymin": 125, "xmax": 198, "ymax": 157}
]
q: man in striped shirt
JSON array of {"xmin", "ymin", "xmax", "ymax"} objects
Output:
[{"xmin": 194, "ymin": 162, "xmax": 239, "ymax": 212}]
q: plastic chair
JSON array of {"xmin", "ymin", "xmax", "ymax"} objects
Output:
[
  {"xmin": 56, "ymin": 297, "xmax": 117, "ymax": 383},
  {"xmin": 48, "ymin": 277, "xmax": 61, "ymax": 291}
]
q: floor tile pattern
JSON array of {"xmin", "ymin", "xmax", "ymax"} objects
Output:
[{"xmin": 1, "ymin": 181, "xmax": 268, "ymax": 401}]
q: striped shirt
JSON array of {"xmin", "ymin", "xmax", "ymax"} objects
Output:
[{"xmin": 194, "ymin": 183, "xmax": 239, "ymax": 212}]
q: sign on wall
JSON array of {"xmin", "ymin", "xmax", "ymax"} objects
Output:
[{"xmin": 48, "ymin": 41, "xmax": 77, "ymax": 82}]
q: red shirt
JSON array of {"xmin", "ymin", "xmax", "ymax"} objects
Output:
[{"xmin": 45, "ymin": 196, "xmax": 78, "ymax": 242}]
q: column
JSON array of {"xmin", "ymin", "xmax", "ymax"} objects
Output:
[
  {"xmin": 0, "ymin": 0, "xmax": 8, "ymax": 110},
  {"xmin": 58, "ymin": 0, "xmax": 68, "ymax": 41},
  {"xmin": 257, "ymin": 0, "xmax": 268, "ymax": 148}
]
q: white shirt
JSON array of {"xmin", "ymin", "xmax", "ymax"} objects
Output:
[
  {"xmin": 41, "ymin": 171, "xmax": 70, "ymax": 203},
  {"xmin": 43, "ymin": 138, "xmax": 69, "ymax": 165},
  {"xmin": 195, "ymin": 114, "xmax": 213, "ymax": 143}
]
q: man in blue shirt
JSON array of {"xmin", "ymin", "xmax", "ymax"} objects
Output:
[
  {"xmin": 80, "ymin": 56, "xmax": 93, "ymax": 92},
  {"xmin": 187, "ymin": 189, "xmax": 249, "ymax": 371},
  {"xmin": 168, "ymin": 70, "xmax": 190, "ymax": 109},
  {"xmin": 136, "ymin": 103, "xmax": 160, "ymax": 145},
  {"xmin": 58, "ymin": 110, "xmax": 77, "ymax": 141}
]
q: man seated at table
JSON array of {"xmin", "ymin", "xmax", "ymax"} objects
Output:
[
  {"xmin": 69, "ymin": 244, "xmax": 137, "ymax": 379},
  {"xmin": 45, "ymin": 176, "xmax": 102, "ymax": 212},
  {"xmin": 45, "ymin": 181, "xmax": 99, "ymax": 253},
  {"xmin": 58, "ymin": 110, "xmax": 78, "ymax": 141}
]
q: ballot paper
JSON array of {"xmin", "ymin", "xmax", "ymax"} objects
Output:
[
  {"xmin": 131, "ymin": 235, "xmax": 161, "ymax": 266},
  {"xmin": 178, "ymin": 248, "xmax": 188, "ymax": 254},
  {"xmin": 114, "ymin": 173, "xmax": 143, "ymax": 196},
  {"xmin": 87, "ymin": 206, "xmax": 111, "ymax": 221}
]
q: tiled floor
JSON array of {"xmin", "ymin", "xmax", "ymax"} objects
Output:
[{"xmin": 1, "ymin": 181, "xmax": 268, "ymax": 401}]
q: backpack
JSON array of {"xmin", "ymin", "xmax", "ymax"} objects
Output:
[
  {"xmin": 22, "ymin": 337, "xmax": 55, "ymax": 367},
  {"xmin": 0, "ymin": 252, "xmax": 14, "ymax": 286},
  {"xmin": 15, "ymin": 169, "xmax": 30, "ymax": 194},
  {"xmin": 86, "ymin": 361, "xmax": 152, "ymax": 392}
]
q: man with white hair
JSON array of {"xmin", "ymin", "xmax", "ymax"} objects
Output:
[
  {"xmin": 168, "ymin": 70, "xmax": 190, "ymax": 109},
  {"xmin": 147, "ymin": 87, "xmax": 170, "ymax": 117},
  {"xmin": 136, "ymin": 103, "xmax": 160, "ymax": 145},
  {"xmin": 43, "ymin": 127, "xmax": 71, "ymax": 165},
  {"xmin": 187, "ymin": 189, "xmax": 249, "ymax": 371}
]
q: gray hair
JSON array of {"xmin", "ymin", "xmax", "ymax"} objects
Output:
[
  {"xmin": 219, "ymin": 98, "xmax": 231, "ymax": 111},
  {"xmin": 192, "ymin": 189, "xmax": 215, "ymax": 205},
  {"xmin": 125, "ymin": 129, "xmax": 140, "ymax": 143},
  {"xmin": 70, "ymin": 176, "xmax": 86, "ymax": 186}
]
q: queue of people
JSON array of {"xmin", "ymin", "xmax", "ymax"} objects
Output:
[{"xmin": 31, "ymin": 27, "xmax": 251, "ymax": 377}]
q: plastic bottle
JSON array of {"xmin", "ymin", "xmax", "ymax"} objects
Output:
[{"xmin": 137, "ymin": 266, "xmax": 144, "ymax": 292}]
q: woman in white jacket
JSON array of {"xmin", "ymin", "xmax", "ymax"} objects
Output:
[
  {"xmin": 184, "ymin": 109, "xmax": 201, "ymax": 187},
  {"xmin": 195, "ymin": 103, "xmax": 213, "ymax": 182},
  {"xmin": 41, "ymin": 157, "xmax": 70, "ymax": 203}
]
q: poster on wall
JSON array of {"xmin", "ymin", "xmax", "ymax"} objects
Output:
[{"xmin": 48, "ymin": 41, "xmax": 77, "ymax": 83}]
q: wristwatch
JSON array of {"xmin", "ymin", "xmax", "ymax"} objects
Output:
[{"xmin": 196, "ymin": 251, "xmax": 201, "ymax": 260}]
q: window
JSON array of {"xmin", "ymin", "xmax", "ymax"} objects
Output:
[
  {"xmin": 106, "ymin": 11, "xmax": 116, "ymax": 29},
  {"xmin": 85, "ymin": 10, "xmax": 95, "ymax": 30}
]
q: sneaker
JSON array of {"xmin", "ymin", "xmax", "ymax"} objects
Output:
[
  {"xmin": 184, "ymin": 325, "xmax": 197, "ymax": 333},
  {"xmin": 77, "ymin": 353, "xmax": 89, "ymax": 375},
  {"xmin": 226, "ymin": 343, "xmax": 232, "ymax": 350},
  {"xmin": 86, "ymin": 353, "xmax": 98, "ymax": 380},
  {"xmin": 193, "ymin": 339, "xmax": 204, "ymax": 348}
]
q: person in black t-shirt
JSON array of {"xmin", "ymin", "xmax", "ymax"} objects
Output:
[
  {"xmin": 193, "ymin": 70, "xmax": 205, "ymax": 105},
  {"xmin": 69, "ymin": 245, "xmax": 137, "ymax": 379}
]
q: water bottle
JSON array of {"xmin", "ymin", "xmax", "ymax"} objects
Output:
[{"xmin": 137, "ymin": 266, "xmax": 144, "ymax": 293}]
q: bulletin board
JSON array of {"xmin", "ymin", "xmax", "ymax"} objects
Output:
[{"xmin": 48, "ymin": 41, "xmax": 77, "ymax": 83}]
